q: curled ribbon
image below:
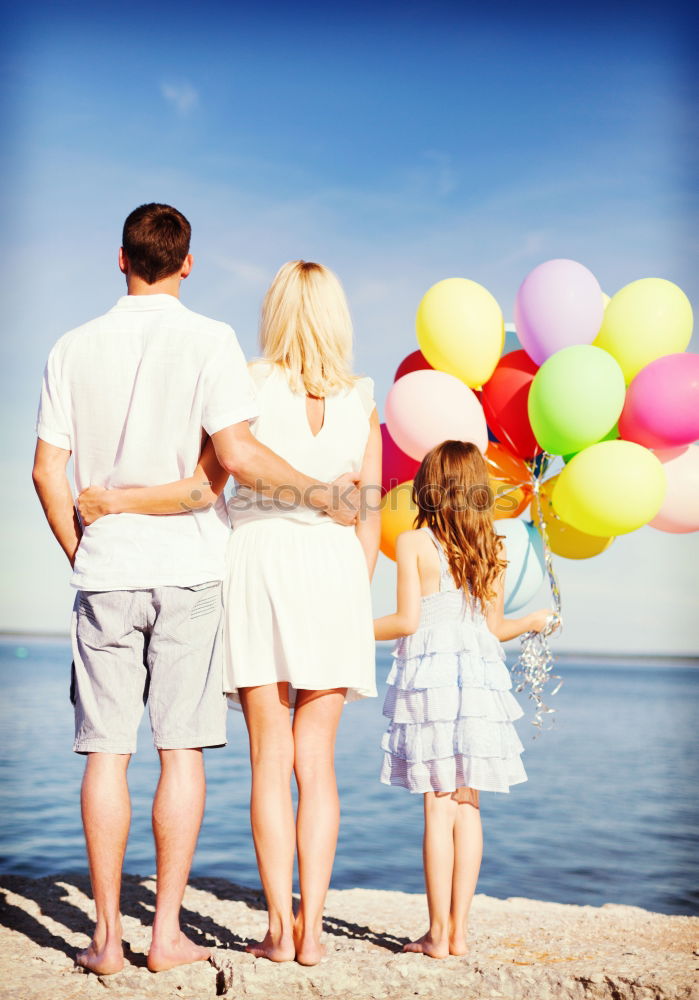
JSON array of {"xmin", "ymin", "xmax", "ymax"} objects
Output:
[{"xmin": 510, "ymin": 453, "xmax": 563, "ymax": 735}]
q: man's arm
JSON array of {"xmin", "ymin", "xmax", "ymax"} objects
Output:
[
  {"xmin": 32, "ymin": 440, "xmax": 82, "ymax": 566},
  {"xmin": 212, "ymin": 421, "xmax": 359, "ymax": 526}
]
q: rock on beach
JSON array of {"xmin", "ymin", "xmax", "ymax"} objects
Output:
[{"xmin": 1, "ymin": 873, "xmax": 696, "ymax": 1000}]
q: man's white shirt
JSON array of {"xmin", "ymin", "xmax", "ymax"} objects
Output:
[{"xmin": 36, "ymin": 293, "xmax": 258, "ymax": 590}]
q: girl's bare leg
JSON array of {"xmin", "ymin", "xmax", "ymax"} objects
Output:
[
  {"xmin": 239, "ymin": 683, "xmax": 296, "ymax": 962},
  {"xmin": 449, "ymin": 787, "xmax": 481, "ymax": 956},
  {"xmin": 404, "ymin": 791, "xmax": 455, "ymax": 958},
  {"xmin": 292, "ymin": 688, "xmax": 346, "ymax": 966}
]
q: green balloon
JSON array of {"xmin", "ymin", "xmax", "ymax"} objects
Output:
[{"xmin": 528, "ymin": 346, "xmax": 625, "ymax": 456}]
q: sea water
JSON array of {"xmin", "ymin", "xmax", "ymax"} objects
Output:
[{"xmin": 0, "ymin": 639, "xmax": 696, "ymax": 915}]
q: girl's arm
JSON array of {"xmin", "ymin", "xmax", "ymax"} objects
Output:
[
  {"xmin": 77, "ymin": 437, "xmax": 228, "ymax": 525},
  {"xmin": 374, "ymin": 531, "xmax": 422, "ymax": 640},
  {"xmin": 486, "ymin": 541, "xmax": 553, "ymax": 641},
  {"xmin": 355, "ymin": 409, "xmax": 382, "ymax": 578}
]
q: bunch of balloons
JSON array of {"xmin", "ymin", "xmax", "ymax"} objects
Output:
[{"xmin": 380, "ymin": 259, "xmax": 697, "ymax": 617}]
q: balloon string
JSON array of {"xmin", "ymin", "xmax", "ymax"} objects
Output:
[{"xmin": 510, "ymin": 453, "xmax": 563, "ymax": 735}]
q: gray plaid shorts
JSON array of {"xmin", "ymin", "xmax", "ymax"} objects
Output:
[{"xmin": 70, "ymin": 582, "xmax": 227, "ymax": 754}]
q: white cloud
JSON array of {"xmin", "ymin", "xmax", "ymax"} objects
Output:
[
  {"xmin": 160, "ymin": 81, "xmax": 198, "ymax": 115},
  {"xmin": 210, "ymin": 255, "xmax": 271, "ymax": 289}
]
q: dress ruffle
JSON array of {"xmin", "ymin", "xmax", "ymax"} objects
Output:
[
  {"xmin": 381, "ymin": 615, "xmax": 527, "ymax": 795},
  {"xmin": 380, "ymin": 751, "xmax": 527, "ymax": 795}
]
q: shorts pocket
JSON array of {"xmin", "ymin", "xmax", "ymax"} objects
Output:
[{"xmin": 191, "ymin": 593, "xmax": 220, "ymax": 619}]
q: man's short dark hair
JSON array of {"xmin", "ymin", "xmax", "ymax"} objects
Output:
[{"xmin": 122, "ymin": 203, "xmax": 192, "ymax": 284}]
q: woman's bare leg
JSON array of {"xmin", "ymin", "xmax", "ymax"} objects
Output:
[
  {"xmin": 404, "ymin": 791, "xmax": 455, "ymax": 958},
  {"xmin": 292, "ymin": 688, "xmax": 346, "ymax": 966},
  {"xmin": 239, "ymin": 683, "xmax": 296, "ymax": 962},
  {"xmin": 449, "ymin": 787, "xmax": 481, "ymax": 956}
]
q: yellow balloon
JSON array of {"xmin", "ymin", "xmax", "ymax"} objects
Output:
[
  {"xmin": 416, "ymin": 278, "xmax": 505, "ymax": 388},
  {"xmin": 594, "ymin": 278, "xmax": 693, "ymax": 383},
  {"xmin": 532, "ymin": 474, "xmax": 614, "ymax": 559},
  {"xmin": 380, "ymin": 481, "xmax": 418, "ymax": 561},
  {"xmin": 552, "ymin": 441, "xmax": 666, "ymax": 536}
]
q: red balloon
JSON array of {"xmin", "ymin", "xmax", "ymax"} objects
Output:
[
  {"xmin": 394, "ymin": 349, "xmax": 432, "ymax": 382},
  {"xmin": 381, "ymin": 423, "xmax": 420, "ymax": 496},
  {"xmin": 480, "ymin": 349, "xmax": 541, "ymax": 460}
]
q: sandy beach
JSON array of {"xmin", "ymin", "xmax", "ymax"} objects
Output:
[{"xmin": 1, "ymin": 873, "xmax": 696, "ymax": 1000}]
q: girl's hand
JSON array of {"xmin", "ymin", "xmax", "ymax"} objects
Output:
[
  {"xmin": 76, "ymin": 486, "xmax": 114, "ymax": 526},
  {"xmin": 527, "ymin": 609, "xmax": 556, "ymax": 633}
]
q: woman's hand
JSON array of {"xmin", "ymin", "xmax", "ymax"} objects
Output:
[
  {"xmin": 527, "ymin": 609, "xmax": 557, "ymax": 633},
  {"xmin": 76, "ymin": 486, "xmax": 114, "ymax": 526}
]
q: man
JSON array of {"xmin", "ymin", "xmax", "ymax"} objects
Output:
[{"xmin": 32, "ymin": 203, "xmax": 358, "ymax": 975}]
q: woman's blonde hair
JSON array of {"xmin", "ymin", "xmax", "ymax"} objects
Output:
[
  {"xmin": 413, "ymin": 441, "xmax": 507, "ymax": 609},
  {"xmin": 259, "ymin": 260, "xmax": 356, "ymax": 397}
]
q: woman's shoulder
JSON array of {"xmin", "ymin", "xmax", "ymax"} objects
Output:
[
  {"xmin": 248, "ymin": 359, "xmax": 281, "ymax": 390},
  {"xmin": 350, "ymin": 375, "xmax": 375, "ymax": 416}
]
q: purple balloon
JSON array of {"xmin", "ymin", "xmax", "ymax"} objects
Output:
[{"xmin": 515, "ymin": 259, "xmax": 604, "ymax": 366}]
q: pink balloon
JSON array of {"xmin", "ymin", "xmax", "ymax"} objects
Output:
[
  {"xmin": 619, "ymin": 353, "xmax": 699, "ymax": 449},
  {"xmin": 385, "ymin": 370, "xmax": 488, "ymax": 461},
  {"xmin": 380, "ymin": 423, "xmax": 420, "ymax": 496},
  {"xmin": 649, "ymin": 445, "xmax": 699, "ymax": 533},
  {"xmin": 514, "ymin": 259, "xmax": 604, "ymax": 366}
]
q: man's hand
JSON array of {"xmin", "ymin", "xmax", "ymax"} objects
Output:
[
  {"xmin": 77, "ymin": 486, "xmax": 114, "ymax": 526},
  {"xmin": 324, "ymin": 473, "xmax": 360, "ymax": 526}
]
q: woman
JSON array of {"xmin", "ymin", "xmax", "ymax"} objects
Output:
[{"xmin": 78, "ymin": 260, "xmax": 382, "ymax": 966}]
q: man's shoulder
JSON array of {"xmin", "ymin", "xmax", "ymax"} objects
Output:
[
  {"xmin": 175, "ymin": 303, "xmax": 238, "ymax": 345},
  {"xmin": 48, "ymin": 308, "xmax": 117, "ymax": 359}
]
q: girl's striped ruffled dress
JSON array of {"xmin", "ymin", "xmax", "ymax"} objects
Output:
[{"xmin": 381, "ymin": 526, "xmax": 528, "ymax": 794}]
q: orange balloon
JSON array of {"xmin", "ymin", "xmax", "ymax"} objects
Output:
[
  {"xmin": 486, "ymin": 442, "xmax": 533, "ymax": 519},
  {"xmin": 380, "ymin": 481, "xmax": 418, "ymax": 561}
]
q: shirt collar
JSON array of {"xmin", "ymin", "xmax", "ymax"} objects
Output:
[{"xmin": 111, "ymin": 294, "xmax": 184, "ymax": 312}]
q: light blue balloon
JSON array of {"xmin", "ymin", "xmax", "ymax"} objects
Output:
[
  {"xmin": 494, "ymin": 519, "xmax": 545, "ymax": 613},
  {"xmin": 502, "ymin": 322, "xmax": 521, "ymax": 356}
]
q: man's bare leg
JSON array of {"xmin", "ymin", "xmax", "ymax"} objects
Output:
[
  {"xmin": 76, "ymin": 752, "xmax": 131, "ymax": 975},
  {"xmin": 147, "ymin": 748, "xmax": 210, "ymax": 973}
]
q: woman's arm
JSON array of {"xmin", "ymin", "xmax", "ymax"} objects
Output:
[
  {"xmin": 374, "ymin": 531, "xmax": 422, "ymax": 640},
  {"xmin": 355, "ymin": 409, "xmax": 382, "ymax": 578},
  {"xmin": 77, "ymin": 437, "xmax": 228, "ymax": 525},
  {"xmin": 485, "ymin": 541, "xmax": 554, "ymax": 641}
]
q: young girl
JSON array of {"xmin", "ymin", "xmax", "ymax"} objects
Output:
[{"xmin": 375, "ymin": 440, "xmax": 554, "ymax": 959}]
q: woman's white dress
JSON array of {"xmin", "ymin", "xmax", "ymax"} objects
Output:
[{"xmin": 223, "ymin": 362, "xmax": 377, "ymax": 704}]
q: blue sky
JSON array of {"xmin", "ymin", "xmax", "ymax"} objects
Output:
[{"xmin": 3, "ymin": 1, "xmax": 698, "ymax": 653}]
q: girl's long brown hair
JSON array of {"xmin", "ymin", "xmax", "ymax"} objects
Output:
[{"xmin": 412, "ymin": 441, "xmax": 507, "ymax": 608}]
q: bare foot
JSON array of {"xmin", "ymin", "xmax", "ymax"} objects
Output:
[
  {"xmin": 403, "ymin": 933, "xmax": 449, "ymax": 959},
  {"xmin": 293, "ymin": 915, "xmax": 325, "ymax": 967},
  {"xmin": 246, "ymin": 930, "xmax": 295, "ymax": 963},
  {"xmin": 294, "ymin": 937, "xmax": 325, "ymax": 966},
  {"xmin": 147, "ymin": 932, "xmax": 211, "ymax": 973},
  {"xmin": 449, "ymin": 935, "xmax": 469, "ymax": 956},
  {"xmin": 75, "ymin": 938, "xmax": 124, "ymax": 976}
]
